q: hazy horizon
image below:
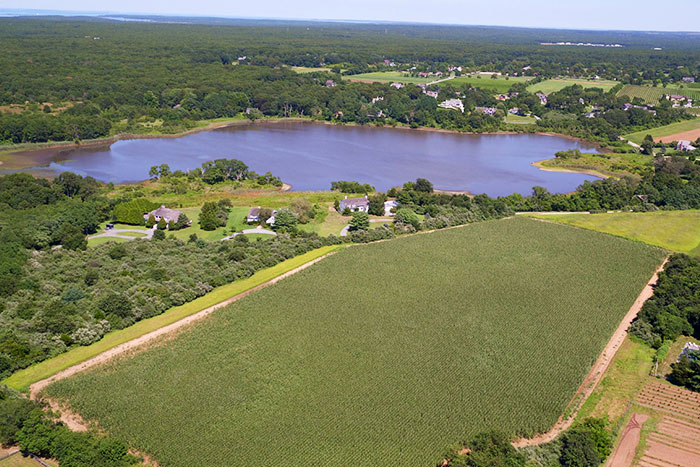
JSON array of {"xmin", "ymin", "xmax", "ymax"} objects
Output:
[{"xmin": 0, "ymin": 1, "xmax": 698, "ymax": 33}]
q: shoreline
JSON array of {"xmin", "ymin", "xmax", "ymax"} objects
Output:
[
  {"xmin": 531, "ymin": 159, "xmax": 610, "ymax": 180},
  {"xmin": 0, "ymin": 117, "xmax": 607, "ymax": 172}
]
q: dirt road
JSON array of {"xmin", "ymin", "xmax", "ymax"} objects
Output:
[{"xmin": 513, "ymin": 258, "xmax": 668, "ymax": 447}]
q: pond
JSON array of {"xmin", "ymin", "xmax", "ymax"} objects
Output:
[{"xmin": 22, "ymin": 121, "xmax": 600, "ymax": 196}]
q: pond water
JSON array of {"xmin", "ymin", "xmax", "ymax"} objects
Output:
[{"xmin": 25, "ymin": 121, "xmax": 600, "ymax": 196}]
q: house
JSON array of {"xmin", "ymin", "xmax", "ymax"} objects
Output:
[
  {"xmin": 384, "ymin": 200, "xmax": 399, "ymax": 216},
  {"xmin": 682, "ymin": 77, "xmax": 695, "ymax": 83},
  {"xmin": 390, "ymin": 82, "xmax": 404, "ymax": 89},
  {"xmin": 371, "ymin": 96, "xmax": 384, "ymax": 104},
  {"xmin": 678, "ymin": 342, "xmax": 700, "ymax": 362},
  {"xmin": 536, "ymin": 93, "xmax": 548, "ymax": 105},
  {"xmin": 247, "ymin": 207, "xmax": 262, "ymax": 223},
  {"xmin": 425, "ymin": 90, "xmax": 439, "ymax": 98},
  {"xmin": 667, "ymin": 94, "xmax": 687, "ymax": 104},
  {"xmin": 474, "ymin": 107, "xmax": 497, "ymax": 115},
  {"xmin": 417, "ymin": 72, "xmax": 430, "ymax": 78},
  {"xmin": 585, "ymin": 112, "xmax": 597, "ymax": 118},
  {"xmin": 508, "ymin": 107, "xmax": 520, "ymax": 115},
  {"xmin": 144, "ymin": 205, "xmax": 182, "ymax": 225},
  {"xmin": 439, "ymin": 99, "xmax": 464, "ymax": 112},
  {"xmin": 676, "ymin": 140, "xmax": 696, "ymax": 151},
  {"xmin": 325, "ymin": 80, "xmax": 336, "ymax": 87},
  {"xmin": 266, "ymin": 210, "xmax": 278, "ymax": 226},
  {"xmin": 339, "ymin": 195, "xmax": 369, "ymax": 213},
  {"xmin": 496, "ymin": 94, "xmax": 509, "ymax": 101}
]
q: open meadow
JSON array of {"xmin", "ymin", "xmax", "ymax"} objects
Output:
[
  {"xmin": 44, "ymin": 217, "xmax": 664, "ymax": 466},
  {"xmin": 526, "ymin": 78, "xmax": 618, "ymax": 94},
  {"xmin": 446, "ymin": 74, "xmax": 531, "ymax": 93},
  {"xmin": 528, "ymin": 210, "xmax": 700, "ymax": 256},
  {"xmin": 624, "ymin": 118, "xmax": 700, "ymax": 144},
  {"xmin": 342, "ymin": 71, "xmax": 436, "ymax": 84}
]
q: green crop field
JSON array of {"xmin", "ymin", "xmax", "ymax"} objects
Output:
[
  {"xmin": 616, "ymin": 84, "xmax": 700, "ymax": 105},
  {"xmin": 44, "ymin": 218, "xmax": 664, "ymax": 466},
  {"xmin": 526, "ymin": 78, "xmax": 618, "ymax": 94},
  {"xmin": 528, "ymin": 210, "xmax": 700, "ymax": 256},
  {"xmin": 342, "ymin": 71, "xmax": 437, "ymax": 84},
  {"xmin": 446, "ymin": 74, "xmax": 531, "ymax": 93},
  {"xmin": 624, "ymin": 118, "xmax": 700, "ymax": 144}
]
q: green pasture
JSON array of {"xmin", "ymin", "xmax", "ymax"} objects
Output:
[
  {"xmin": 45, "ymin": 218, "xmax": 664, "ymax": 466},
  {"xmin": 527, "ymin": 78, "xmax": 618, "ymax": 94},
  {"xmin": 528, "ymin": 210, "xmax": 700, "ymax": 256},
  {"xmin": 342, "ymin": 71, "xmax": 437, "ymax": 84}
]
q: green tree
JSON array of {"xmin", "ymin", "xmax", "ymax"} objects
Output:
[
  {"xmin": 153, "ymin": 229, "xmax": 166, "ymax": 241},
  {"xmin": 57, "ymin": 222, "xmax": 87, "ymax": 250},
  {"xmin": 395, "ymin": 207, "xmax": 420, "ymax": 229},
  {"xmin": 199, "ymin": 201, "xmax": 224, "ymax": 231},
  {"xmin": 414, "ymin": 178, "xmax": 434, "ymax": 193},
  {"xmin": 145, "ymin": 214, "xmax": 157, "ymax": 228},
  {"xmin": 272, "ymin": 208, "xmax": 298, "ymax": 232},
  {"xmin": 368, "ymin": 193, "xmax": 387, "ymax": 216},
  {"xmin": 349, "ymin": 211, "xmax": 370, "ymax": 231},
  {"xmin": 157, "ymin": 218, "xmax": 167, "ymax": 230}
]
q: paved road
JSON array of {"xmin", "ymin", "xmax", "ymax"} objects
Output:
[
  {"xmin": 222, "ymin": 228, "xmax": 277, "ymax": 241},
  {"xmin": 88, "ymin": 227, "xmax": 154, "ymax": 240}
]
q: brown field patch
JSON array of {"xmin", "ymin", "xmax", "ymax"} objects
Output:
[
  {"xmin": 633, "ymin": 382, "xmax": 700, "ymax": 467},
  {"xmin": 656, "ymin": 128, "xmax": 700, "ymax": 143}
]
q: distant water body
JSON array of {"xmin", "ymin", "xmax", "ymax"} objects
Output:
[{"xmin": 24, "ymin": 122, "xmax": 599, "ymax": 196}]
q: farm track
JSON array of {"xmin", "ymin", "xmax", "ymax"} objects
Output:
[
  {"xmin": 512, "ymin": 258, "xmax": 668, "ymax": 447},
  {"xmin": 28, "ymin": 250, "xmax": 339, "ymax": 402}
]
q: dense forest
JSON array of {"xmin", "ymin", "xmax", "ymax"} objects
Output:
[{"xmin": 0, "ymin": 18, "xmax": 698, "ymax": 145}]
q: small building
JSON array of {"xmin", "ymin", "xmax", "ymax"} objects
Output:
[
  {"xmin": 678, "ymin": 342, "xmax": 700, "ymax": 362},
  {"xmin": 247, "ymin": 207, "xmax": 262, "ymax": 223},
  {"xmin": 384, "ymin": 200, "xmax": 399, "ymax": 216},
  {"xmin": 682, "ymin": 77, "xmax": 695, "ymax": 83},
  {"xmin": 425, "ymin": 90, "xmax": 439, "ymax": 99},
  {"xmin": 390, "ymin": 82, "xmax": 404, "ymax": 89},
  {"xmin": 508, "ymin": 107, "xmax": 520, "ymax": 115},
  {"xmin": 339, "ymin": 195, "xmax": 369, "ymax": 213},
  {"xmin": 676, "ymin": 140, "xmax": 696, "ymax": 151},
  {"xmin": 371, "ymin": 96, "xmax": 384, "ymax": 104},
  {"xmin": 474, "ymin": 106, "xmax": 497, "ymax": 115},
  {"xmin": 144, "ymin": 205, "xmax": 182, "ymax": 225},
  {"xmin": 536, "ymin": 92, "xmax": 548, "ymax": 105},
  {"xmin": 439, "ymin": 99, "xmax": 464, "ymax": 112},
  {"xmin": 325, "ymin": 80, "xmax": 336, "ymax": 87}
]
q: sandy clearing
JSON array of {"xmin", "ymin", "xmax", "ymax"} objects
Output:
[
  {"xmin": 512, "ymin": 258, "xmax": 668, "ymax": 447},
  {"xmin": 606, "ymin": 413, "xmax": 648, "ymax": 467},
  {"xmin": 29, "ymin": 250, "xmax": 337, "ymax": 400},
  {"xmin": 656, "ymin": 129, "xmax": 700, "ymax": 143}
]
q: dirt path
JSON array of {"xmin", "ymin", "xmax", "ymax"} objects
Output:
[
  {"xmin": 606, "ymin": 413, "xmax": 649, "ymax": 467},
  {"xmin": 513, "ymin": 258, "xmax": 668, "ymax": 447},
  {"xmin": 29, "ymin": 250, "xmax": 337, "ymax": 401}
]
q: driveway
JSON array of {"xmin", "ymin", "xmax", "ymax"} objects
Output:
[
  {"xmin": 222, "ymin": 227, "xmax": 277, "ymax": 241},
  {"xmin": 88, "ymin": 227, "xmax": 154, "ymax": 241}
]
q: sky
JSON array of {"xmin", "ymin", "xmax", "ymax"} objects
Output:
[{"xmin": 0, "ymin": 0, "xmax": 698, "ymax": 32}]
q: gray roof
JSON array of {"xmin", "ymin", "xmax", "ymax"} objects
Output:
[
  {"xmin": 147, "ymin": 205, "xmax": 181, "ymax": 220},
  {"xmin": 340, "ymin": 197, "xmax": 369, "ymax": 209}
]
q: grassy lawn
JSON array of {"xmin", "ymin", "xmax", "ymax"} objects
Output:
[
  {"xmin": 169, "ymin": 206, "xmax": 251, "ymax": 241},
  {"xmin": 3, "ymin": 245, "xmax": 342, "ymax": 393},
  {"xmin": 624, "ymin": 118, "xmax": 700, "ymax": 144},
  {"xmin": 505, "ymin": 114, "xmax": 537, "ymax": 124},
  {"xmin": 342, "ymin": 71, "xmax": 436, "ymax": 84},
  {"xmin": 290, "ymin": 66, "xmax": 332, "ymax": 73},
  {"xmin": 86, "ymin": 236, "xmax": 130, "ymax": 248},
  {"xmin": 0, "ymin": 453, "xmax": 57, "ymax": 467},
  {"xmin": 448, "ymin": 74, "xmax": 531, "ymax": 93},
  {"xmin": 98, "ymin": 221, "xmax": 148, "ymax": 231},
  {"xmin": 534, "ymin": 152, "xmax": 653, "ymax": 179},
  {"xmin": 528, "ymin": 210, "xmax": 700, "ymax": 256},
  {"xmin": 117, "ymin": 231, "xmax": 148, "ymax": 237},
  {"xmin": 44, "ymin": 218, "xmax": 664, "ymax": 466},
  {"xmin": 526, "ymin": 78, "xmax": 618, "ymax": 94}
]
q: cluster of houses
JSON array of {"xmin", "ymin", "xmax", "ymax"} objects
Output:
[
  {"xmin": 666, "ymin": 94, "xmax": 694, "ymax": 108},
  {"xmin": 338, "ymin": 195, "xmax": 399, "ymax": 217},
  {"xmin": 246, "ymin": 207, "xmax": 277, "ymax": 225},
  {"xmin": 622, "ymin": 103, "xmax": 657, "ymax": 115},
  {"xmin": 474, "ymin": 106, "xmax": 498, "ymax": 115}
]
